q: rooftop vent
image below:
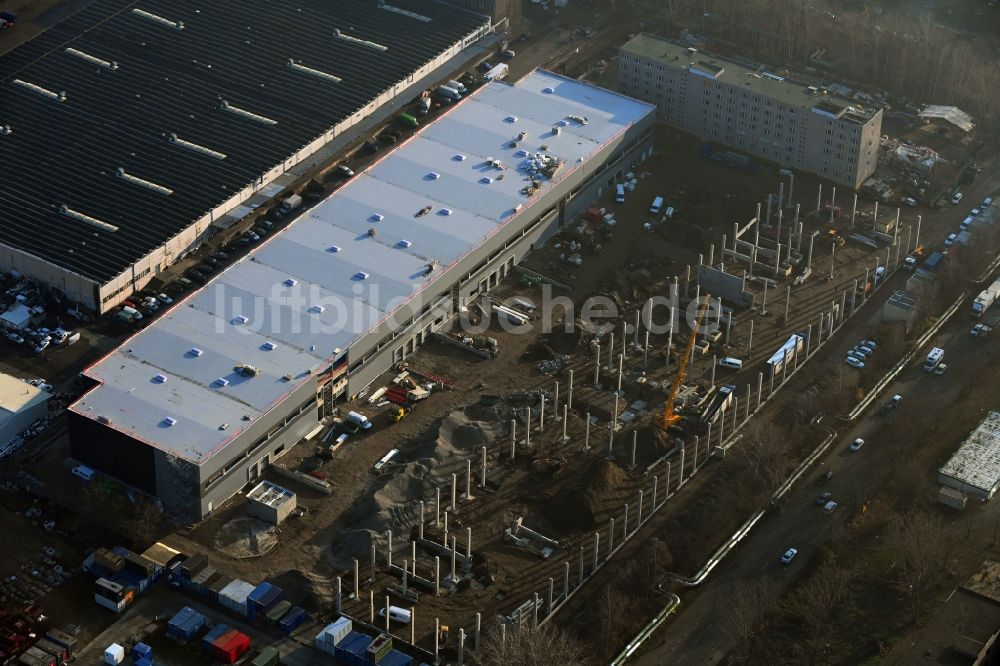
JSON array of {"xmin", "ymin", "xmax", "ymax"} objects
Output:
[
  {"xmin": 115, "ymin": 168, "xmax": 173, "ymax": 195},
  {"xmin": 59, "ymin": 205, "xmax": 119, "ymax": 233},
  {"xmin": 153, "ymin": 374, "xmax": 167, "ymax": 383},
  {"xmin": 333, "ymin": 28, "xmax": 388, "ymax": 52},
  {"xmin": 516, "ymin": 149, "xmax": 528, "ymax": 157},
  {"xmin": 13, "ymin": 79, "xmax": 66, "ymax": 103},
  {"xmin": 377, "ymin": 0, "xmax": 432, "ymax": 22},
  {"xmin": 0, "ymin": 126, "xmax": 11, "ymax": 136},
  {"xmin": 188, "ymin": 347, "xmax": 203, "ymax": 357},
  {"xmin": 398, "ymin": 239, "xmax": 412, "ymax": 248},
  {"xmin": 263, "ymin": 341, "xmax": 277, "ymax": 350},
  {"xmin": 543, "ymin": 86, "xmax": 555, "ymax": 94},
  {"xmin": 131, "ymin": 8, "xmax": 184, "ymax": 30},
  {"xmin": 480, "ymin": 177, "xmax": 493, "ymax": 184},
  {"xmin": 439, "ymin": 208, "xmax": 453, "ymax": 216},
  {"xmin": 287, "ymin": 59, "xmax": 342, "ymax": 83},
  {"xmin": 355, "ymin": 271, "xmax": 370, "ymax": 280},
  {"xmin": 371, "ymin": 213, "xmax": 384, "ymax": 221},
  {"xmin": 168, "ymin": 133, "xmax": 227, "ymax": 160},
  {"xmin": 453, "ymin": 154, "xmax": 466, "ymax": 161},
  {"xmin": 310, "ymin": 305, "xmax": 325, "ymax": 313},
  {"xmin": 505, "ymin": 115, "xmax": 518, "ymax": 123},
  {"xmin": 162, "ymin": 416, "xmax": 177, "ymax": 426},
  {"xmin": 97, "ymin": 415, "xmax": 111, "ymax": 425},
  {"xmin": 284, "ymin": 278, "xmax": 298, "ymax": 287},
  {"xmin": 64, "ymin": 48, "xmax": 119, "ymax": 71},
  {"xmin": 234, "ymin": 315, "xmax": 249, "ymax": 324},
  {"xmin": 215, "ymin": 377, "xmax": 230, "ymax": 386},
  {"xmin": 219, "ymin": 100, "xmax": 278, "ymax": 125},
  {"xmin": 327, "ymin": 245, "xmax": 341, "ymax": 253},
  {"xmin": 428, "ymin": 172, "xmax": 441, "ymax": 180}
]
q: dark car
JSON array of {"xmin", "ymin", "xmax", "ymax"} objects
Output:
[
  {"xmin": 335, "ymin": 164, "xmax": 355, "ymax": 179},
  {"xmin": 212, "ymin": 251, "xmax": 229, "ymax": 260},
  {"xmin": 184, "ymin": 268, "xmax": 207, "ymax": 284}
]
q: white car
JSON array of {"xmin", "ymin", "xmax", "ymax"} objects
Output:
[
  {"xmin": 972, "ymin": 323, "xmax": 992, "ymax": 337},
  {"xmin": 34, "ymin": 340, "xmax": 49, "ymax": 354},
  {"xmin": 845, "ymin": 356, "xmax": 865, "ymax": 369},
  {"xmin": 944, "ymin": 233, "xmax": 958, "ymax": 247},
  {"xmin": 780, "ymin": 548, "xmax": 797, "ymax": 565},
  {"xmin": 901, "ymin": 196, "xmax": 917, "ymax": 207},
  {"xmin": 951, "ymin": 192, "xmax": 963, "ymax": 205},
  {"xmin": 157, "ymin": 293, "xmax": 173, "ymax": 305},
  {"xmin": 850, "ymin": 438, "xmax": 864, "ymax": 452},
  {"xmin": 984, "ymin": 197, "xmax": 993, "ymax": 208},
  {"xmin": 823, "ymin": 500, "xmax": 838, "ymax": 512},
  {"xmin": 970, "ymin": 208, "xmax": 981, "ymax": 217}
]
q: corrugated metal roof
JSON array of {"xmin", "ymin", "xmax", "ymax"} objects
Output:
[
  {"xmin": 0, "ymin": 0, "xmax": 489, "ymax": 283},
  {"xmin": 70, "ymin": 70, "xmax": 655, "ymax": 464},
  {"xmin": 940, "ymin": 411, "xmax": 1000, "ymax": 494}
]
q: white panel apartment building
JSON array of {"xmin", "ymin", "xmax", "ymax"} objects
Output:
[{"xmin": 619, "ymin": 34, "xmax": 882, "ymax": 189}]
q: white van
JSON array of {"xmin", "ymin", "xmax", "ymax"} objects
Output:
[
  {"xmin": 615, "ymin": 184, "xmax": 625, "ymax": 204},
  {"xmin": 72, "ymin": 464, "xmax": 96, "ymax": 481},
  {"xmin": 378, "ymin": 606, "xmax": 412, "ymax": 624},
  {"xmin": 347, "ymin": 410, "xmax": 373, "ymax": 430},
  {"xmin": 650, "ymin": 196, "xmax": 664, "ymax": 214},
  {"xmin": 718, "ymin": 357, "xmax": 744, "ymax": 371}
]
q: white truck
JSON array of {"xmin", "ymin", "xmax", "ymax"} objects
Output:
[
  {"xmin": 923, "ymin": 347, "xmax": 944, "ymax": 372},
  {"xmin": 972, "ymin": 276, "xmax": 1000, "ymax": 317},
  {"xmin": 277, "ymin": 194, "xmax": 303, "ymax": 217},
  {"xmin": 483, "ymin": 63, "xmax": 508, "ymax": 82}
]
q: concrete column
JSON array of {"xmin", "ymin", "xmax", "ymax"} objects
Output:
[
  {"xmin": 466, "ymin": 526, "xmax": 472, "ymax": 559},
  {"xmin": 450, "ymin": 536, "xmax": 457, "ymax": 581},
  {"xmin": 539, "ymin": 395, "xmax": 545, "ymax": 432},
  {"xmin": 769, "ymin": 367, "xmax": 775, "ymax": 395},
  {"xmin": 450, "ymin": 473, "xmax": 457, "ymax": 510},
  {"xmin": 562, "ymin": 404, "xmax": 569, "ymax": 442},
  {"xmin": 850, "ymin": 193, "xmax": 858, "ymax": 229},
  {"xmin": 652, "ymin": 475, "xmax": 658, "ymax": 509},
  {"xmin": 480, "ymin": 447, "xmax": 487, "ymax": 489},
  {"xmin": 567, "ymin": 369, "xmax": 574, "ymax": 410},
  {"xmin": 710, "ymin": 355, "xmax": 717, "ymax": 389},
  {"xmin": 731, "ymin": 397, "xmax": 738, "ymax": 437},
  {"xmin": 465, "ymin": 460, "xmax": 472, "ymax": 499},
  {"xmin": 706, "ymin": 422, "xmax": 712, "ymax": 448},
  {"xmin": 666, "ymin": 461, "xmax": 672, "ymax": 497},
  {"xmin": 412, "ymin": 541, "xmax": 417, "ymax": 577},
  {"xmin": 840, "ymin": 290, "xmax": 847, "ymax": 323},
  {"xmin": 679, "ymin": 447, "xmax": 685, "ymax": 485},
  {"xmin": 778, "ymin": 181, "xmax": 785, "ymax": 213},
  {"xmin": 644, "ymin": 331, "xmax": 650, "ymax": 368},
  {"xmin": 526, "ymin": 409, "xmax": 531, "ymax": 447},
  {"xmin": 666, "ymin": 315, "xmax": 673, "ymax": 374},
  {"xmin": 784, "ymin": 285, "xmax": 791, "ymax": 321},
  {"xmin": 553, "ymin": 381, "xmax": 559, "ymax": 419},
  {"xmin": 609, "ymin": 517, "xmax": 615, "ymax": 553},
  {"xmin": 622, "ymin": 322, "xmax": 628, "ymax": 360},
  {"xmin": 578, "ymin": 546, "xmax": 585, "ymax": 585},
  {"xmin": 458, "ymin": 628, "xmax": 465, "ymax": 666},
  {"xmin": 594, "ymin": 343, "xmax": 601, "ymax": 386},
  {"xmin": 564, "ymin": 561, "xmax": 570, "ymax": 599},
  {"xmin": 548, "ymin": 578, "xmax": 554, "ymax": 616},
  {"xmin": 766, "ymin": 195, "xmax": 773, "ymax": 226},
  {"xmin": 385, "ymin": 596, "xmax": 390, "ymax": 633},
  {"xmin": 684, "ymin": 265, "xmax": 691, "ymax": 299},
  {"xmin": 370, "ymin": 591, "xmax": 374, "ymax": 623},
  {"xmin": 745, "ymin": 384, "xmax": 751, "ymax": 421},
  {"xmin": 608, "ymin": 333, "xmax": 615, "ymax": 371},
  {"xmin": 434, "ymin": 556, "xmax": 440, "ymax": 595},
  {"xmin": 637, "ymin": 489, "xmax": 644, "ymax": 526},
  {"xmin": 829, "ymin": 241, "xmax": 835, "ymax": 280},
  {"xmin": 435, "ymin": 618, "xmax": 440, "ymax": 661},
  {"xmin": 412, "ymin": 607, "xmax": 417, "ymax": 646},
  {"xmin": 692, "ymin": 435, "xmax": 699, "ymax": 472},
  {"xmin": 634, "ymin": 310, "xmax": 640, "ymax": 347},
  {"xmin": 863, "ymin": 267, "xmax": 869, "ymax": 303},
  {"xmin": 915, "ymin": 214, "xmax": 922, "ymax": 248},
  {"xmin": 761, "ymin": 281, "xmax": 767, "ymax": 315},
  {"xmin": 533, "ymin": 592, "xmax": 540, "ymax": 626},
  {"xmin": 608, "ymin": 400, "xmax": 618, "ymax": 457},
  {"xmin": 630, "ymin": 430, "xmax": 637, "ymax": 469},
  {"xmin": 816, "ymin": 183, "xmax": 822, "ymax": 214},
  {"xmin": 806, "ymin": 232, "xmax": 815, "ymax": 270},
  {"xmin": 419, "ymin": 501, "xmax": 425, "ymax": 539},
  {"xmin": 623, "ymin": 503, "xmax": 629, "ymax": 541},
  {"xmin": 748, "ymin": 319, "xmax": 754, "ymax": 355},
  {"xmin": 370, "ymin": 545, "xmax": 376, "ymax": 583},
  {"xmin": 851, "ymin": 279, "xmax": 858, "ymax": 313},
  {"xmin": 616, "ymin": 356, "xmax": 624, "ymax": 393},
  {"xmin": 509, "ymin": 420, "xmax": 516, "ymax": 461},
  {"xmin": 402, "ymin": 561, "xmax": 408, "ymax": 594},
  {"xmin": 592, "ymin": 532, "xmax": 600, "ymax": 570},
  {"xmin": 336, "ymin": 576, "xmax": 342, "ymax": 613},
  {"xmin": 829, "ymin": 186, "xmax": 837, "ymax": 224},
  {"xmin": 807, "ymin": 324, "xmax": 813, "ymax": 356},
  {"xmin": 584, "ymin": 413, "xmax": 591, "ymax": 450},
  {"xmin": 756, "ymin": 372, "xmax": 763, "ymax": 409},
  {"xmin": 387, "ymin": 529, "xmax": 393, "ymax": 570},
  {"xmin": 873, "ymin": 201, "xmax": 879, "ymax": 229}
]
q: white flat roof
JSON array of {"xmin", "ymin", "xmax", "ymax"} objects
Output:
[
  {"xmin": 70, "ymin": 70, "xmax": 654, "ymax": 465},
  {"xmin": 940, "ymin": 411, "xmax": 1000, "ymax": 494},
  {"xmin": 0, "ymin": 374, "xmax": 48, "ymax": 419}
]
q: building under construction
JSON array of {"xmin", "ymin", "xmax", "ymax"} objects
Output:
[{"xmin": 69, "ymin": 69, "xmax": 656, "ymax": 519}]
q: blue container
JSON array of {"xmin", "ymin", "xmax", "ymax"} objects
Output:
[
  {"xmin": 167, "ymin": 606, "xmax": 206, "ymax": 640},
  {"xmin": 202, "ymin": 624, "xmax": 230, "ymax": 652},
  {"xmin": 334, "ymin": 632, "xmax": 372, "ymax": 664},
  {"xmin": 133, "ymin": 642, "xmax": 153, "ymax": 659},
  {"xmin": 278, "ymin": 607, "xmax": 307, "ymax": 634},
  {"xmin": 135, "ymin": 659, "xmax": 153, "ymax": 666},
  {"xmin": 247, "ymin": 582, "xmax": 282, "ymax": 619},
  {"xmin": 380, "ymin": 650, "xmax": 413, "ymax": 666}
]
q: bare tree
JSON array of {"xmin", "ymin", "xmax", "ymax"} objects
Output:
[
  {"xmin": 595, "ymin": 584, "xmax": 631, "ymax": 653},
  {"xmin": 888, "ymin": 511, "xmax": 947, "ymax": 622},
  {"xmin": 126, "ymin": 497, "xmax": 164, "ymax": 549},
  {"xmin": 477, "ymin": 623, "xmax": 586, "ymax": 666},
  {"xmin": 786, "ymin": 561, "xmax": 857, "ymax": 663},
  {"xmin": 721, "ymin": 577, "xmax": 779, "ymax": 663}
]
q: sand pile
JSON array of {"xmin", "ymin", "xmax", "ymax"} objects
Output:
[
  {"xmin": 331, "ymin": 407, "xmax": 500, "ymax": 565},
  {"xmin": 538, "ymin": 460, "xmax": 629, "ymax": 533}
]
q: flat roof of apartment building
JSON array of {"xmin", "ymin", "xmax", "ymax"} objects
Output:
[
  {"xmin": 69, "ymin": 69, "xmax": 655, "ymax": 465},
  {"xmin": 620, "ymin": 33, "xmax": 878, "ymax": 124}
]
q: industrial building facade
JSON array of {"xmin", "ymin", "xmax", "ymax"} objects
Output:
[
  {"xmin": 618, "ymin": 34, "xmax": 882, "ymax": 189},
  {"xmin": 0, "ymin": 0, "xmax": 491, "ymax": 314},
  {"xmin": 69, "ymin": 70, "xmax": 656, "ymax": 519},
  {"xmin": 440, "ymin": 0, "xmax": 521, "ymax": 27}
]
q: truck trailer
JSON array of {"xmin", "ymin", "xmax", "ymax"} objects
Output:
[{"xmin": 972, "ymin": 276, "xmax": 1000, "ymax": 317}]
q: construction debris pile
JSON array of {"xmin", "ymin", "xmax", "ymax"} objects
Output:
[{"xmin": 518, "ymin": 151, "xmax": 564, "ymax": 198}]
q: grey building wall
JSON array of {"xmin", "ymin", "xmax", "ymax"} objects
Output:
[{"xmin": 937, "ymin": 472, "xmax": 996, "ymax": 502}]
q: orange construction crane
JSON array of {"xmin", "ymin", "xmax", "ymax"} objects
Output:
[{"xmin": 661, "ymin": 296, "xmax": 711, "ymax": 429}]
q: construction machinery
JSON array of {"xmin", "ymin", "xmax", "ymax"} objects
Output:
[
  {"xmin": 661, "ymin": 296, "xmax": 711, "ymax": 430},
  {"xmin": 389, "ymin": 406, "xmax": 412, "ymax": 423}
]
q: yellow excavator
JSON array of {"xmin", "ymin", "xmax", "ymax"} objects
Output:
[{"xmin": 661, "ymin": 295, "xmax": 711, "ymax": 430}]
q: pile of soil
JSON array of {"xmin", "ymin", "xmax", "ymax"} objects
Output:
[{"xmin": 537, "ymin": 460, "xmax": 629, "ymax": 533}]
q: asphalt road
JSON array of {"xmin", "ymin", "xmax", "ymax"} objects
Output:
[{"xmin": 634, "ymin": 180, "xmax": 1000, "ymax": 664}]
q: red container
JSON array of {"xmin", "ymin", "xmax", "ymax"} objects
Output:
[
  {"xmin": 586, "ymin": 207, "xmax": 602, "ymax": 223},
  {"xmin": 211, "ymin": 630, "xmax": 250, "ymax": 664}
]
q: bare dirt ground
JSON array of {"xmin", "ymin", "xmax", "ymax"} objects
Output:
[{"xmin": 0, "ymin": 0, "xmax": 95, "ymax": 55}]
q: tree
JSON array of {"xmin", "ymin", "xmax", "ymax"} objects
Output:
[
  {"xmin": 786, "ymin": 561, "xmax": 857, "ymax": 663},
  {"xmin": 126, "ymin": 496, "xmax": 164, "ymax": 549},
  {"xmin": 888, "ymin": 511, "xmax": 947, "ymax": 622},
  {"xmin": 720, "ymin": 578, "xmax": 778, "ymax": 663},
  {"xmin": 477, "ymin": 623, "xmax": 586, "ymax": 666}
]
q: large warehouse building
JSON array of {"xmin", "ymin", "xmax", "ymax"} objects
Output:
[
  {"xmin": 69, "ymin": 69, "xmax": 656, "ymax": 519},
  {"xmin": 618, "ymin": 34, "xmax": 882, "ymax": 189},
  {"xmin": 939, "ymin": 411, "xmax": 1000, "ymax": 502},
  {"xmin": 0, "ymin": 0, "xmax": 491, "ymax": 314}
]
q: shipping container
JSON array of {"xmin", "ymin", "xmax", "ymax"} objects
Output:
[
  {"xmin": 34, "ymin": 638, "xmax": 68, "ymax": 663},
  {"xmin": 135, "ymin": 659, "xmax": 153, "ymax": 666},
  {"xmin": 202, "ymin": 624, "xmax": 230, "ymax": 652},
  {"xmin": 190, "ymin": 566, "xmax": 217, "ymax": 591},
  {"xmin": 278, "ymin": 606, "xmax": 307, "ymax": 634},
  {"xmin": 335, "ymin": 632, "xmax": 374, "ymax": 666},
  {"xmin": 201, "ymin": 571, "xmax": 224, "ymax": 597},
  {"xmin": 367, "ymin": 633, "xmax": 393, "ymax": 663},
  {"xmin": 167, "ymin": 606, "xmax": 206, "ymax": 640},
  {"xmin": 45, "ymin": 629, "xmax": 78, "ymax": 654},
  {"xmin": 213, "ymin": 630, "xmax": 251, "ymax": 664},
  {"xmin": 22, "ymin": 647, "xmax": 55, "ymax": 666},
  {"xmin": 315, "ymin": 617, "xmax": 352, "ymax": 654},
  {"xmin": 178, "ymin": 553, "xmax": 208, "ymax": 579},
  {"xmin": 132, "ymin": 642, "xmax": 153, "ymax": 660},
  {"xmin": 219, "ymin": 580, "xmax": 256, "ymax": 616},
  {"xmin": 209, "ymin": 573, "xmax": 234, "ymax": 601},
  {"xmin": 247, "ymin": 582, "xmax": 282, "ymax": 619},
  {"xmin": 265, "ymin": 600, "xmax": 292, "ymax": 624},
  {"xmin": 380, "ymin": 650, "xmax": 414, "ymax": 666},
  {"xmin": 94, "ymin": 548, "xmax": 125, "ymax": 573},
  {"xmin": 251, "ymin": 646, "xmax": 280, "ymax": 666}
]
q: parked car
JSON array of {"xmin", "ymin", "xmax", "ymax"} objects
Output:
[
  {"xmin": 970, "ymin": 208, "xmax": 982, "ymax": 217},
  {"xmin": 157, "ymin": 293, "xmax": 173, "ymax": 305},
  {"xmin": 860, "ymin": 340, "xmax": 877, "ymax": 351},
  {"xmin": 335, "ymin": 164, "xmax": 355, "ymax": 178},
  {"xmin": 849, "ymin": 346, "xmax": 871, "ymax": 358},
  {"xmin": 944, "ymin": 233, "xmax": 958, "ymax": 247},
  {"xmin": 247, "ymin": 231, "xmax": 261, "ymax": 241},
  {"xmin": 213, "ymin": 251, "xmax": 229, "ymax": 260},
  {"xmin": 184, "ymin": 269, "xmax": 207, "ymax": 284},
  {"xmin": 5, "ymin": 331, "xmax": 23, "ymax": 345},
  {"xmin": 901, "ymin": 196, "xmax": 917, "ymax": 207},
  {"xmin": 33, "ymin": 339, "xmax": 49, "ymax": 354},
  {"xmin": 823, "ymin": 501, "xmax": 838, "ymax": 512},
  {"xmin": 850, "ymin": 438, "xmax": 864, "ymax": 452},
  {"xmin": 845, "ymin": 356, "xmax": 865, "ymax": 369},
  {"xmin": 780, "ymin": 548, "xmax": 798, "ymax": 565},
  {"xmin": 815, "ymin": 491, "xmax": 833, "ymax": 506},
  {"xmin": 951, "ymin": 192, "xmax": 963, "ymax": 205}
]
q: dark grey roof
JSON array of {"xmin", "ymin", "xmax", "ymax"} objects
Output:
[{"xmin": 0, "ymin": 0, "xmax": 488, "ymax": 283}]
